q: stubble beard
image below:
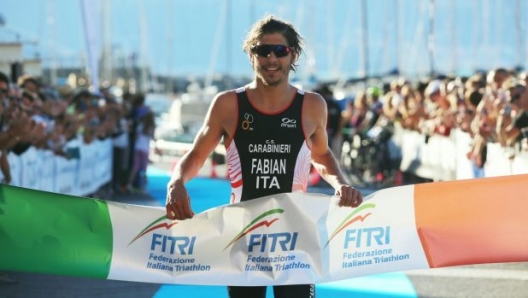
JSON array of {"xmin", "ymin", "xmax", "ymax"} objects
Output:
[{"xmin": 255, "ymin": 64, "xmax": 289, "ymax": 87}]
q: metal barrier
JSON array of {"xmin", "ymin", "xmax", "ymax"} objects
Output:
[
  {"xmin": 1, "ymin": 137, "xmax": 113, "ymax": 196},
  {"xmin": 2, "ymin": 129, "xmax": 526, "ymax": 193},
  {"xmin": 394, "ymin": 125, "xmax": 528, "ymax": 181}
]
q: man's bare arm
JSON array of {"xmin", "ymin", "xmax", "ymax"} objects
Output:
[
  {"xmin": 166, "ymin": 92, "xmax": 232, "ymax": 219},
  {"xmin": 307, "ymin": 93, "xmax": 363, "ymax": 207}
]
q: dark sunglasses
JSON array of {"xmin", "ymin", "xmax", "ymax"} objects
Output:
[
  {"xmin": 458, "ymin": 109, "xmax": 474, "ymax": 115},
  {"xmin": 510, "ymin": 86, "xmax": 525, "ymax": 103},
  {"xmin": 0, "ymin": 88, "xmax": 8, "ymax": 95},
  {"xmin": 251, "ymin": 44, "xmax": 293, "ymax": 58},
  {"xmin": 511, "ymin": 92, "xmax": 522, "ymax": 103}
]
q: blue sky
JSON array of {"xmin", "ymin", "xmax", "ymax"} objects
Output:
[{"xmin": 1, "ymin": 0, "xmax": 527, "ymax": 80}]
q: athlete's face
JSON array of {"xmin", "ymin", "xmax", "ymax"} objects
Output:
[{"xmin": 251, "ymin": 33, "xmax": 294, "ymax": 87}]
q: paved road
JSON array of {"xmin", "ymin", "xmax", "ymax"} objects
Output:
[{"xmin": 2, "ymin": 158, "xmax": 528, "ymax": 298}]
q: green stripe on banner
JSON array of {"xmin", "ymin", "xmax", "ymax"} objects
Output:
[{"xmin": 0, "ymin": 185, "xmax": 113, "ymax": 278}]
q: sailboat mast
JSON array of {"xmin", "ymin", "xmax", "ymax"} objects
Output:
[
  {"xmin": 102, "ymin": 0, "xmax": 112, "ymax": 84},
  {"xmin": 167, "ymin": 0, "xmax": 174, "ymax": 94},
  {"xmin": 204, "ymin": 0, "xmax": 227, "ymax": 91},
  {"xmin": 428, "ymin": 0, "xmax": 436, "ymax": 77},
  {"xmin": 138, "ymin": 0, "xmax": 161, "ymax": 92},
  {"xmin": 333, "ymin": 2, "xmax": 354, "ymax": 88},
  {"xmin": 380, "ymin": 1, "xmax": 393, "ymax": 76},
  {"xmin": 515, "ymin": 0, "xmax": 524, "ymax": 69},
  {"xmin": 482, "ymin": 0, "xmax": 490, "ymax": 70},
  {"xmin": 450, "ymin": 0, "xmax": 457, "ymax": 75},
  {"xmin": 470, "ymin": 0, "xmax": 480, "ymax": 72},
  {"xmin": 396, "ymin": 0, "xmax": 402, "ymax": 75},
  {"xmin": 326, "ymin": 0, "xmax": 334, "ymax": 79},
  {"xmin": 496, "ymin": 0, "xmax": 503, "ymax": 68},
  {"xmin": 48, "ymin": 0, "xmax": 57, "ymax": 87},
  {"xmin": 225, "ymin": 0, "xmax": 232, "ymax": 88},
  {"xmin": 360, "ymin": 0, "xmax": 369, "ymax": 79}
]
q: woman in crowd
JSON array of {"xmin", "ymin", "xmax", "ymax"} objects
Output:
[{"xmin": 126, "ymin": 109, "xmax": 156, "ymax": 193}]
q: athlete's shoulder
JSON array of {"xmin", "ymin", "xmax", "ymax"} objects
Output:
[
  {"xmin": 301, "ymin": 89, "xmax": 326, "ymax": 108},
  {"xmin": 211, "ymin": 88, "xmax": 240, "ymax": 107},
  {"xmin": 214, "ymin": 88, "xmax": 240, "ymax": 101}
]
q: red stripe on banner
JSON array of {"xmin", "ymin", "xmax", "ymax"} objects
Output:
[{"xmin": 414, "ymin": 174, "xmax": 528, "ymax": 268}]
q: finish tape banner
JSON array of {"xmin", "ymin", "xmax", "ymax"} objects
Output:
[{"xmin": 1, "ymin": 174, "xmax": 527, "ymax": 285}]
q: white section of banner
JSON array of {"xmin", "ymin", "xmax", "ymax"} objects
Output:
[
  {"xmin": 324, "ymin": 186, "xmax": 429, "ymax": 281},
  {"xmin": 107, "ymin": 187, "xmax": 429, "ymax": 286}
]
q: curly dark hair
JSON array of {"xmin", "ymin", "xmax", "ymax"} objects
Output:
[
  {"xmin": 0, "ymin": 71, "xmax": 9, "ymax": 85},
  {"xmin": 242, "ymin": 15, "xmax": 304, "ymax": 72}
]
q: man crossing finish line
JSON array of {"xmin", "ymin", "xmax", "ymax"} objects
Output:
[{"xmin": 165, "ymin": 15, "xmax": 363, "ymax": 298}]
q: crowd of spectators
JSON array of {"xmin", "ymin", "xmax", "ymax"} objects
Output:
[
  {"xmin": 2, "ymin": 67, "xmax": 527, "ymax": 192},
  {"xmin": 337, "ymin": 68, "xmax": 528, "ymax": 182},
  {"xmin": 0, "ymin": 71, "xmax": 155, "ymax": 195}
]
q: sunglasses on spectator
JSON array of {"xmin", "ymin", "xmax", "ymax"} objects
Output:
[
  {"xmin": 0, "ymin": 88, "xmax": 8, "ymax": 95},
  {"xmin": 251, "ymin": 44, "xmax": 294, "ymax": 58},
  {"xmin": 458, "ymin": 109, "xmax": 474, "ymax": 115},
  {"xmin": 510, "ymin": 86, "xmax": 526, "ymax": 103},
  {"xmin": 510, "ymin": 93, "xmax": 521, "ymax": 103}
]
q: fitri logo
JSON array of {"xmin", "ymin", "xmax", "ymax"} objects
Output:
[{"xmin": 281, "ymin": 118, "xmax": 297, "ymax": 128}]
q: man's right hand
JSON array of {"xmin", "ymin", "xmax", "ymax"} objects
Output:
[{"xmin": 165, "ymin": 180, "xmax": 195, "ymax": 220}]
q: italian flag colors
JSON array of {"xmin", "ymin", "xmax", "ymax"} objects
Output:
[
  {"xmin": 0, "ymin": 174, "xmax": 527, "ymax": 286},
  {"xmin": 0, "ymin": 186, "xmax": 112, "ymax": 278}
]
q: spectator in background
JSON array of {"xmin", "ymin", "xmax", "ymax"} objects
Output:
[
  {"xmin": 69, "ymin": 89, "xmax": 91, "ymax": 115},
  {"xmin": 366, "ymin": 86, "xmax": 384, "ymax": 129},
  {"xmin": 465, "ymin": 73, "xmax": 486, "ymax": 93},
  {"xmin": 21, "ymin": 90, "xmax": 37, "ymax": 111},
  {"xmin": 128, "ymin": 93, "xmax": 149, "ymax": 187},
  {"xmin": 0, "ymin": 71, "xmax": 12, "ymax": 184},
  {"xmin": 382, "ymin": 78, "xmax": 409, "ymax": 123},
  {"xmin": 467, "ymin": 69, "xmax": 511, "ymax": 173},
  {"xmin": 82, "ymin": 112, "xmax": 98, "ymax": 145},
  {"xmin": 340, "ymin": 98, "xmax": 356, "ymax": 155},
  {"xmin": 108, "ymin": 100, "xmax": 130, "ymax": 193},
  {"xmin": 496, "ymin": 78, "xmax": 528, "ymax": 150},
  {"xmin": 474, "ymin": 68, "xmax": 510, "ymax": 138},
  {"xmin": 423, "ymin": 79, "xmax": 456, "ymax": 137},
  {"xmin": 519, "ymin": 71, "xmax": 528, "ymax": 86},
  {"xmin": 446, "ymin": 77, "xmax": 465, "ymax": 102},
  {"xmin": 519, "ymin": 72, "xmax": 528, "ymax": 152},
  {"xmin": 126, "ymin": 109, "xmax": 156, "ymax": 193},
  {"xmin": 83, "ymin": 93, "xmax": 103, "ymax": 142},
  {"xmin": 0, "ymin": 70, "xmax": 153, "ymax": 199},
  {"xmin": 0, "ymin": 72, "xmax": 21, "ymax": 284},
  {"xmin": 1, "ymin": 103, "xmax": 34, "ymax": 186},
  {"xmin": 466, "ymin": 88, "xmax": 484, "ymax": 110},
  {"xmin": 0, "ymin": 71, "xmax": 10, "ymax": 135},
  {"xmin": 468, "ymin": 108, "xmax": 491, "ymax": 177},
  {"xmin": 313, "ymin": 83, "xmax": 342, "ymax": 158},
  {"xmin": 456, "ymin": 93, "xmax": 477, "ymax": 135},
  {"xmin": 398, "ymin": 85, "xmax": 426, "ymax": 131},
  {"xmin": 347, "ymin": 90, "xmax": 370, "ymax": 133},
  {"xmin": 47, "ymin": 120, "xmax": 66, "ymax": 156},
  {"xmin": 18, "ymin": 75, "xmax": 40, "ymax": 95}
]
